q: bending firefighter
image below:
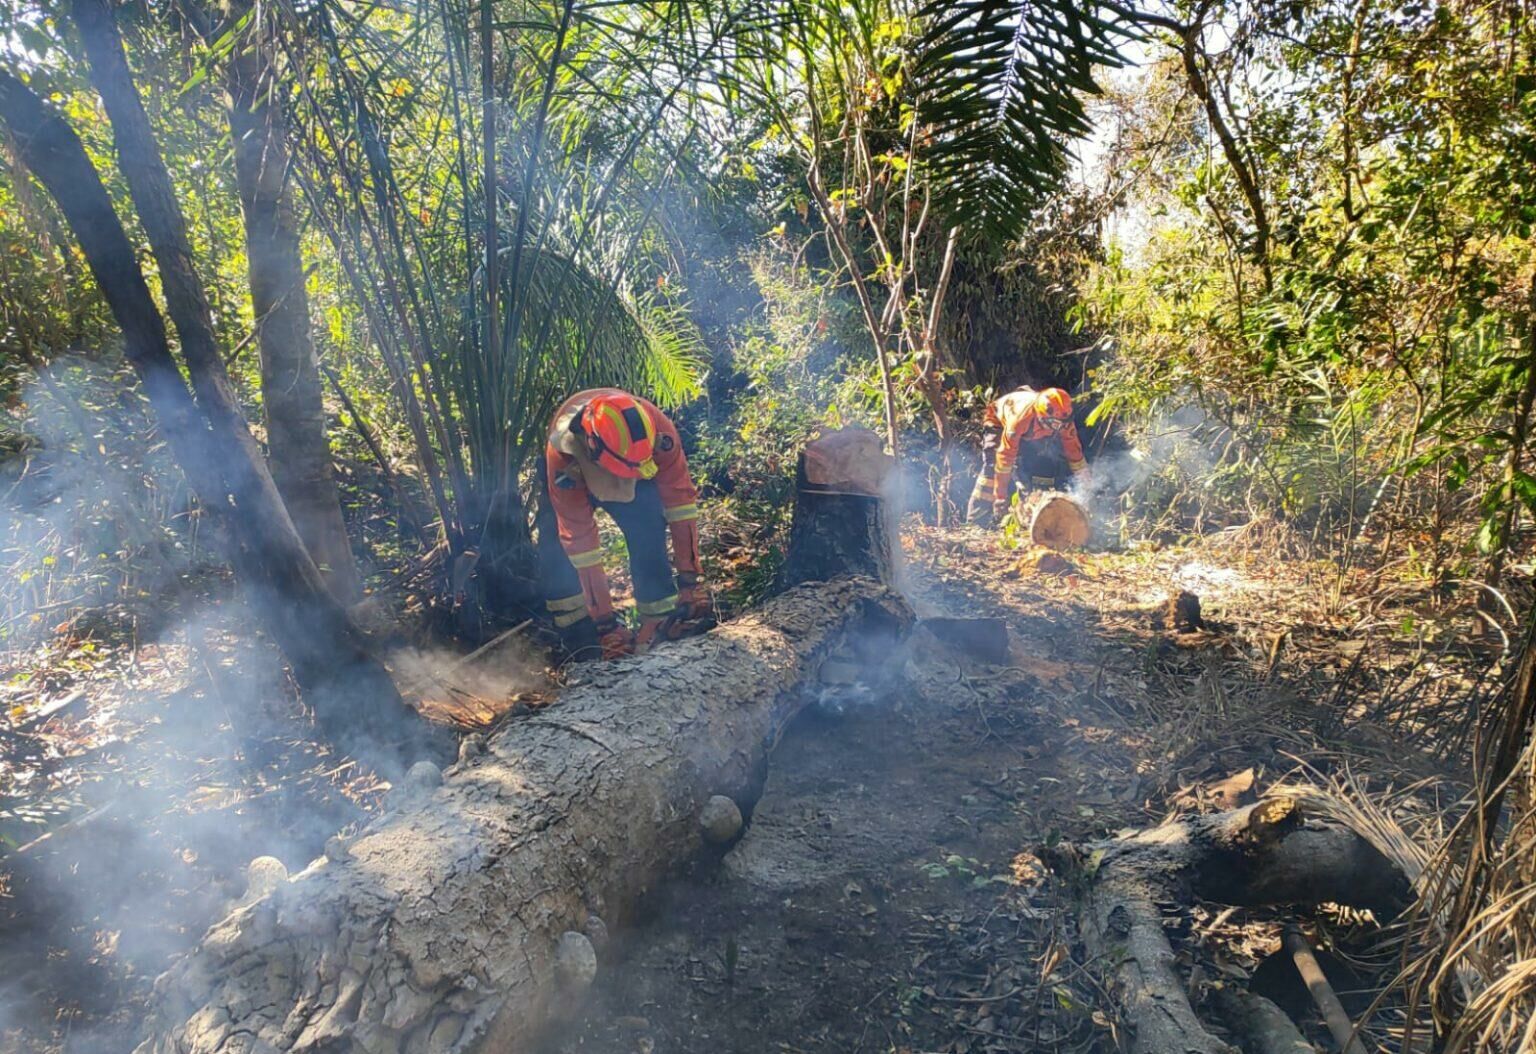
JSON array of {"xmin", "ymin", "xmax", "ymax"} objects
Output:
[
  {"xmin": 966, "ymin": 386, "xmax": 1089, "ymax": 526},
  {"xmin": 538, "ymin": 388, "xmax": 711, "ymax": 659}
]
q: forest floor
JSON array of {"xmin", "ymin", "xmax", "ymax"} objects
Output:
[
  {"xmin": 546, "ymin": 523, "xmax": 1476, "ymax": 1054},
  {"xmin": 0, "ymin": 520, "xmax": 1489, "ymax": 1054}
]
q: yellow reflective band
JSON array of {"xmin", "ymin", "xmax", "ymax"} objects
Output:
[
  {"xmin": 568, "ymin": 548, "xmax": 604, "ymax": 569},
  {"xmin": 545, "ymin": 593, "xmax": 586, "ymax": 613},
  {"xmin": 1068, "ymin": 459, "xmax": 1088, "ymax": 472},
  {"xmin": 635, "ymin": 594, "xmax": 679, "ymax": 616},
  {"xmin": 663, "ymin": 503, "xmax": 699, "ymax": 523},
  {"xmin": 598, "ymin": 404, "xmax": 630, "ymax": 454},
  {"xmin": 637, "ymin": 458, "xmax": 658, "ymax": 480},
  {"xmin": 553, "ymin": 608, "xmax": 590, "ymax": 628}
]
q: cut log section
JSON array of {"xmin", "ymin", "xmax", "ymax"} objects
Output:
[
  {"xmin": 1020, "ymin": 492, "xmax": 1091, "ymax": 550},
  {"xmin": 1063, "ymin": 796, "xmax": 1410, "ymax": 1054},
  {"xmin": 781, "ymin": 427, "xmax": 896, "ymax": 589},
  {"xmin": 134, "ymin": 577, "xmax": 911, "ymax": 1054}
]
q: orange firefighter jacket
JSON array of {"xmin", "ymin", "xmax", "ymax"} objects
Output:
[
  {"xmin": 544, "ymin": 389, "xmax": 701, "ymax": 620},
  {"xmin": 984, "ymin": 387, "xmax": 1088, "ymax": 507}
]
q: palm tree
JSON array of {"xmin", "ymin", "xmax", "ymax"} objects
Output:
[{"xmin": 240, "ymin": 0, "xmax": 1126, "ymax": 620}]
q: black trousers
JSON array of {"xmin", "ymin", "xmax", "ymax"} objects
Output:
[{"xmin": 535, "ymin": 460, "xmax": 677, "ymax": 620}]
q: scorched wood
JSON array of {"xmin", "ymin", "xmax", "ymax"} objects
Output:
[
  {"xmin": 1066, "ymin": 796, "xmax": 1410, "ymax": 1054},
  {"xmin": 781, "ymin": 427, "xmax": 896, "ymax": 589}
]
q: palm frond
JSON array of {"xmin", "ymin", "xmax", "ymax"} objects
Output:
[
  {"xmin": 634, "ymin": 295, "xmax": 708, "ymax": 408},
  {"xmin": 912, "ymin": 0, "xmax": 1132, "ymax": 242}
]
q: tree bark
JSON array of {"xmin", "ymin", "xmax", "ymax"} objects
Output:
[
  {"xmin": 1064, "ymin": 797, "xmax": 1410, "ymax": 1054},
  {"xmin": 134, "ymin": 578, "xmax": 911, "ymax": 1054},
  {"xmin": 782, "ymin": 429, "xmax": 897, "ymax": 590},
  {"xmin": 226, "ymin": 18, "xmax": 361, "ymax": 603},
  {"xmin": 15, "ymin": 8, "xmax": 422, "ymax": 772}
]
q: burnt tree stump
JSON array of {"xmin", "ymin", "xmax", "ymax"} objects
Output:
[
  {"xmin": 781, "ymin": 427, "xmax": 896, "ymax": 589},
  {"xmin": 1167, "ymin": 589, "xmax": 1204, "ymax": 632}
]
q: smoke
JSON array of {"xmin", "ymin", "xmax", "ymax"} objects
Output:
[
  {"xmin": 0, "ymin": 356, "xmax": 206, "ymax": 646},
  {"xmin": 0, "ymin": 598, "xmax": 384, "ymax": 1053},
  {"xmin": 0, "ymin": 360, "xmax": 389, "ymax": 1053},
  {"xmin": 387, "ymin": 633, "xmax": 549, "ymax": 726},
  {"xmin": 1068, "ymin": 401, "xmax": 1217, "ymax": 520}
]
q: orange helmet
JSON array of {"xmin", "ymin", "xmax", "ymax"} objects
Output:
[
  {"xmin": 1036, "ymin": 387, "xmax": 1073, "ymax": 420},
  {"xmin": 580, "ymin": 391, "xmax": 659, "ymax": 479}
]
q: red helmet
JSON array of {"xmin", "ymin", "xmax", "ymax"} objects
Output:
[
  {"xmin": 1036, "ymin": 388, "xmax": 1073, "ymax": 419},
  {"xmin": 580, "ymin": 392, "xmax": 659, "ymax": 479}
]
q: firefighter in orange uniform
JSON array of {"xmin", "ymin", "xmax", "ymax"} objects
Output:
[
  {"xmin": 537, "ymin": 388, "xmax": 710, "ymax": 659},
  {"xmin": 966, "ymin": 386, "xmax": 1089, "ymax": 525}
]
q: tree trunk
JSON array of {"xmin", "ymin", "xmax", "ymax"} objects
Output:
[
  {"xmin": 17, "ymin": 6, "xmax": 423, "ymax": 772},
  {"xmin": 227, "ymin": 21, "xmax": 361, "ymax": 603},
  {"xmin": 1208, "ymin": 989, "xmax": 1315, "ymax": 1054},
  {"xmin": 0, "ymin": 70, "xmax": 223, "ymax": 501},
  {"xmin": 918, "ymin": 226, "xmax": 961, "ymax": 526},
  {"xmin": 781, "ymin": 428, "xmax": 897, "ymax": 590},
  {"xmin": 1060, "ymin": 796, "xmax": 1410, "ymax": 1054},
  {"xmin": 134, "ymin": 577, "xmax": 911, "ymax": 1054}
]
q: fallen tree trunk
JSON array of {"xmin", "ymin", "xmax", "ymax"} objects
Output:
[
  {"xmin": 1067, "ymin": 796, "xmax": 1410, "ymax": 1054},
  {"xmin": 1209, "ymin": 989, "xmax": 1315, "ymax": 1054},
  {"xmin": 136, "ymin": 577, "xmax": 910, "ymax": 1054}
]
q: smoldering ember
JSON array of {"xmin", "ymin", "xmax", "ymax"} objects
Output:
[{"xmin": 2, "ymin": 3, "xmax": 1536, "ymax": 1054}]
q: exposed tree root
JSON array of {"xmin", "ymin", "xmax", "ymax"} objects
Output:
[
  {"xmin": 134, "ymin": 578, "xmax": 910, "ymax": 1054},
  {"xmin": 1064, "ymin": 797, "xmax": 1410, "ymax": 1054}
]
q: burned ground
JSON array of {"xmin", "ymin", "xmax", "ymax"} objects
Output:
[
  {"xmin": 545, "ymin": 524, "xmax": 1472, "ymax": 1053},
  {"xmin": 0, "ymin": 523, "xmax": 1484, "ymax": 1054}
]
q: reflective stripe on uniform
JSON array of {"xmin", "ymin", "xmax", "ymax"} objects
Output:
[
  {"xmin": 663, "ymin": 503, "xmax": 699, "ymax": 523},
  {"xmin": 568, "ymin": 548, "xmax": 604, "ymax": 569},
  {"xmin": 546, "ymin": 592, "xmax": 586, "ymax": 614},
  {"xmin": 553, "ymin": 608, "xmax": 590, "ymax": 628},
  {"xmin": 635, "ymin": 594, "xmax": 679, "ymax": 616},
  {"xmin": 1068, "ymin": 458, "xmax": 1088, "ymax": 472}
]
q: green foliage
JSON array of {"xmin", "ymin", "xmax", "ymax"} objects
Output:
[
  {"xmin": 913, "ymin": 0, "xmax": 1129, "ymax": 241},
  {"xmin": 690, "ymin": 247, "xmax": 896, "ymax": 604},
  {"xmin": 1082, "ymin": 1, "xmax": 1536, "ymax": 558}
]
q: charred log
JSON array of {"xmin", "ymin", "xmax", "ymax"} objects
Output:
[
  {"xmin": 1062, "ymin": 797, "xmax": 1409, "ymax": 1054},
  {"xmin": 134, "ymin": 578, "xmax": 911, "ymax": 1054},
  {"xmin": 1209, "ymin": 988, "xmax": 1315, "ymax": 1054}
]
